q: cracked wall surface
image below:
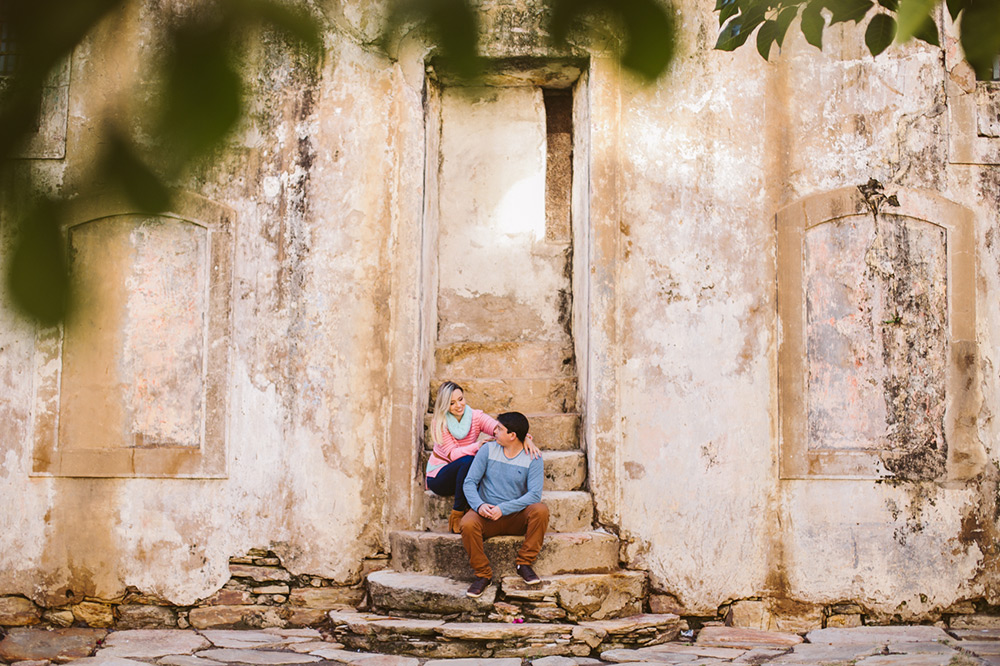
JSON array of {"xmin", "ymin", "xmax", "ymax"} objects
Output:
[{"xmin": 0, "ymin": 0, "xmax": 999, "ymax": 626}]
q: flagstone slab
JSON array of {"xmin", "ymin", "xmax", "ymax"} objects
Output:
[
  {"xmin": 99, "ymin": 630, "xmax": 211, "ymax": 658},
  {"xmin": 158, "ymin": 655, "xmax": 227, "ymax": 666},
  {"xmin": 308, "ymin": 648, "xmax": 373, "ymax": 662},
  {"xmin": 424, "ymin": 657, "xmax": 520, "ymax": 666},
  {"xmin": 640, "ymin": 644, "xmax": 747, "ymax": 659},
  {"xmin": 953, "ymin": 628, "xmax": 1000, "ymax": 641},
  {"xmin": 262, "ymin": 629, "xmax": 324, "ymax": 639},
  {"xmin": 580, "ymin": 614, "xmax": 683, "ymax": 636},
  {"xmin": 328, "ymin": 611, "xmax": 445, "ymax": 637},
  {"xmin": 806, "ymin": 626, "xmax": 951, "ymax": 644},
  {"xmin": 885, "ymin": 641, "xmax": 956, "ymax": 654},
  {"xmin": 854, "ymin": 654, "xmax": 955, "ymax": 665},
  {"xmin": 351, "ymin": 657, "xmax": 420, "ymax": 666},
  {"xmin": 199, "ymin": 629, "xmax": 311, "ymax": 649},
  {"xmin": 695, "ymin": 626, "xmax": 803, "ymax": 650},
  {"xmin": 599, "ymin": 648, "xmax": 699, "ymax": 662},
  {"xmin": 291, "ymin": 641, "xmax": 343, "ymax": 653},
  {"xmin": 959, "ymin": 641, "xmax": 1000, "ymax": 655},
  {"xmin": 529, "ymin": 658, "xmax": 578, "ymax": 666},
  {"xmin": 767, "ymin": 643, "xmax": 881, "ymax": 664},
  {"xmin": 0, "ymin": 628, "xmax": 107, "ymax": 663},
  {"xmin": 437, "ymin": 621, "xmax": 580, "ymax": 640},
  {"xmin": 68, "ymin": 657, "xmax": 151, "ymax": 666},
  {"xmin": 196, "ymin": 649, "xmax": 321, "ymax": 664}
]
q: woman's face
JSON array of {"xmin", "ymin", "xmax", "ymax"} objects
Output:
[{"xmin": 448, "ymin": 389, "xmax": 466, "ymax": 418}]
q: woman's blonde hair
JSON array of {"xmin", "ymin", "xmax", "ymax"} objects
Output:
[{"xmin": 430, "ymin": 381, "xmax": 464, "ymax": 446}]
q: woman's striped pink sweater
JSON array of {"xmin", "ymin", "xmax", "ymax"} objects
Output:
[{"xmin": 425, "ymin": 408, "xmax": 499, "ymax": 478}]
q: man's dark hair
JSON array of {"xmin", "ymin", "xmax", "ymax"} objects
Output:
[{"xmin": 497, "ymin": 412, "xmax": 530, "ymax": 443}]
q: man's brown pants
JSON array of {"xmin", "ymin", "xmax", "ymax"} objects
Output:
[{"xmin": 459, "ymin": 502, "xmax": 550, "ymax": 580}]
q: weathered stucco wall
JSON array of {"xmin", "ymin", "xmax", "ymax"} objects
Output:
[
  {"xmin": 1, "ymin": 0, "xmax": 999, "ymax": 627},
  {"xmin": 0, "ymin": 0, "xmax": 426, "ymax": 608}
]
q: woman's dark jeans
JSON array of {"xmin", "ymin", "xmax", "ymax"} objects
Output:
[{"xmin": 426, "ymin": 454, "xmax": 475, "ymax": 512}]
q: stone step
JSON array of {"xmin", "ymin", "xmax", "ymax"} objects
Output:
[
  {"xmin": 423, "ymin": 412, "xmax": 580, "ymax": 451},
  {"xmin": 367, "ymin": 569, "xmax": 645, "ymax": 623},
  {"xmin": 432, "ymin": 378, "xmax": 576, "ymax": 414},
  {"xmin": 420, "ymin": 450, "xmax": 587, "ymax": 492},
  {"xmin": 327, "ymin": 610, "xmax": 682, "ymax": 658},
  {"xmin": 435, "ymin": 341, "xmax": 576, "ymax": 378},
  {"xmin": 422, "ymin": 490, "xmax": 593, "ymax": 533},
  {"xmin": 389, "ymin": 530, "xmax": 620, "ymax": 581}
]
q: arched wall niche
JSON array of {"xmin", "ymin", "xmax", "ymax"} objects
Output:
[
  {"xmin": 31, "ymin": 191, "xmax": 234, "ymax": 478},
  {"xmin": 776, "ymin": 186, "xmax": 984, "ymax": 482}
]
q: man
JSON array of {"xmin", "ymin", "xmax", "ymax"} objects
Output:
[{"xmin": 460, "ymin": 411, "xmax": 550, "ymax": 598}]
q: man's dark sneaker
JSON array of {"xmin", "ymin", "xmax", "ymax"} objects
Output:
[
  {"xmin": 466, "ymin": 577, "xmax": 491, "ymax": 598},
  {"xmin": 516, "ymin": 564, "xmax": 541, "ymax": 585}
]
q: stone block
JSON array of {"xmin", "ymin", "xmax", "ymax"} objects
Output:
[
  {"xmin": 199, "ymin": 629, "xmax": 311, "ymax": 649},
  {"xmin": 254, "ymin": 585, "xmax": 290, "ymax": 595},
  {"xmin": 826, "ymin": 613, "xmax": 863, "ymax": 628},
  {"xmin": 389, "ymin": 531, "xmax": 620, "ymax": 581},
  {"xmin": 424, "ymin": 412, "xmax": 581, "ymax": 452},
  {"xmin": 501, "ymin": 571, "xmax": 646, "ymax": 620},
  {"xmin": 0, "ymin": 628, "xmax": 107, "ymax": 663},
  {"xmin": 542, "ymin": 451, "xmax": 587, "ymax": 491},
  {"xmin": 367, "ymin": 570, "xmax": 496, "ymax": 614},
  {"xmin": 187, "ymin": 605, "xmax": 284, "ymax": 629},
  {"xmin": 229, "ymin": 564, "xmax": 292, "ymax": 583},
  {"xmin": 202, "ymin": 589, "xmax": 254, "ymax": 606},
  {"xmin": 727, "ymin": 600, "xmax": 771, "ymax": 630},
  {"xmin": 98, "ymin": 630, "xmax": 210, "ymax": 658},
  {"xmin": 116, "ymin": 605, "xmax": 177, "ymax": 629},
  {"xmin": 424, "ymin": 660, "xmax": 520, "ymax": 666},
  {"xmin": 71, "ymin": 602, "xmax": 114, "ymax": 628},
  {"xmin": 648, "ymin": 593, "xmax": 685, "ymax": 615},
  {"xmin": 285, "ymin": 608, "xmax": 329, "ymax": 626},
  {"xmin": 423, "ymin": 490, "xmax": 593, "ymax": 533},
  {"xmin": 289, "ymin": 586, "xmax": 364, "ymax": 609},
  {"xmin": 443, "ymin": 378, "xmax": 577, "ymax": 414},
  {"xmin": 43, "ymin": 609, "xmax": 77, "ymax": 628},
  {"xmin": 952, "ymin": 615, "xmax": 1000, "ymax": 629},
  {"xmin": 696, "ymin": 626, "xmax": 803, "ymax": 649},
  {"xmin": 0, "ymin": 596, "xmax": 42, "ymax": 626}
]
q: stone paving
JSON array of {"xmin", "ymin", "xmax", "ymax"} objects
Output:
[{"xmin": 1, "ymin": 624, "xmax": 1000, "ymax": 666}]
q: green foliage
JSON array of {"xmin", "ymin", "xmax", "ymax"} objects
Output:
[
  {"xmin": 713, "ymin": 0, "xmax": 995, "ymax": 72},
  {"xmin": 0, "ymin": 0, "xmax": 321, "ymax": 325},
  {"xmin": 550, "ymin": 0, "xmax": 678, "ymax": 81}
]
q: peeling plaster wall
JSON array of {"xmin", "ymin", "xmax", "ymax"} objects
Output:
[
  {"xmin": 613, "ymin": 0, "xmax": 1000, "ymax": 619},
  {"xmin": 1, "ymin": 0, "xmax": 1000, "ymax": 622},
  {"xmin": 0, "ymin": 2, "xmax": 425, "ymax": 607}
]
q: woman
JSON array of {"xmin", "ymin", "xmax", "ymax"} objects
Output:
[{"xmin": 425, "ymin": 381, "xmax": 540, "ymax": 533}]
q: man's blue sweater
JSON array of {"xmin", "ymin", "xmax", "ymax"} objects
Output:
[{"xmin": 463, "ymin": 440, "xmax": 544, "ymax": 516}]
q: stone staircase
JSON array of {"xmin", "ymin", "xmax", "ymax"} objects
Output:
[{"xmin": 328, "ymin": 355, "xmax": 682, "ymax": 657}]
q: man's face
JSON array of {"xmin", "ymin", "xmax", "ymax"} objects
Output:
[{"xmin": 495, "ymin": 423, "xmax": 515, "ymax": 445}]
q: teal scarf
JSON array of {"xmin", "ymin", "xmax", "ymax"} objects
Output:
[{"xmin": 445, "ymin": 407, "xmax": 473, "ymax": 440}]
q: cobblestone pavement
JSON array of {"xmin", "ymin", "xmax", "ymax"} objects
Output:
[{"xmin": 1, "ymin": 625, "xmax": 999, "ymax": 666}]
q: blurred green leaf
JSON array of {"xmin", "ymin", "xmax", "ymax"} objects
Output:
[
  {"xmin": 912, "ymin": 14, "xmax": 939, "ymax": 45},
  {"xmin": 959, "ymin": 0, "xmax": 1000, "ymax": 79},
  {"xmin": 7, "ymin": 199, "xmax": 71, "ymax": 326},
  {"xmin": 160, "ymin": 20, "xmax": 243, "ymax": 162},
  {"xmin": 827, "ymin": 0, "xmax": 874, "ymax": 23},
  {"xmin": 895, "ymin": 0, "xmax": 936, "ymax": 41},
  {"xmin": 719, "ymin": 0, "xmax": 742, "ymax": 25},
  {"xmin": 550, "ymin": 0, "xmax": 678, "ymax": 81},
  {"xmin": 229, "ymin": 0, "xmax": 322, "ymax": 53},
  {"xmin": 800, "ymin": 0, "xmax": 827, "ymax": 48},
  {"xmin": 387, "ymin": 0, "xmax": 481, "ymax": 79},
  {"xmin": 101, "ymin": 129, "xmax": 174, "ymax": 213},
  {"xmin": 866, "ymin": 13, "xmax": 897, "ymax": 54},
  {"xmin": 878, "ymin": 0, "xmax": 900, "ymax": 11},
  {"xmin": 946, "ymin": 0, "xmax": 967, "ymax": 20}
]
